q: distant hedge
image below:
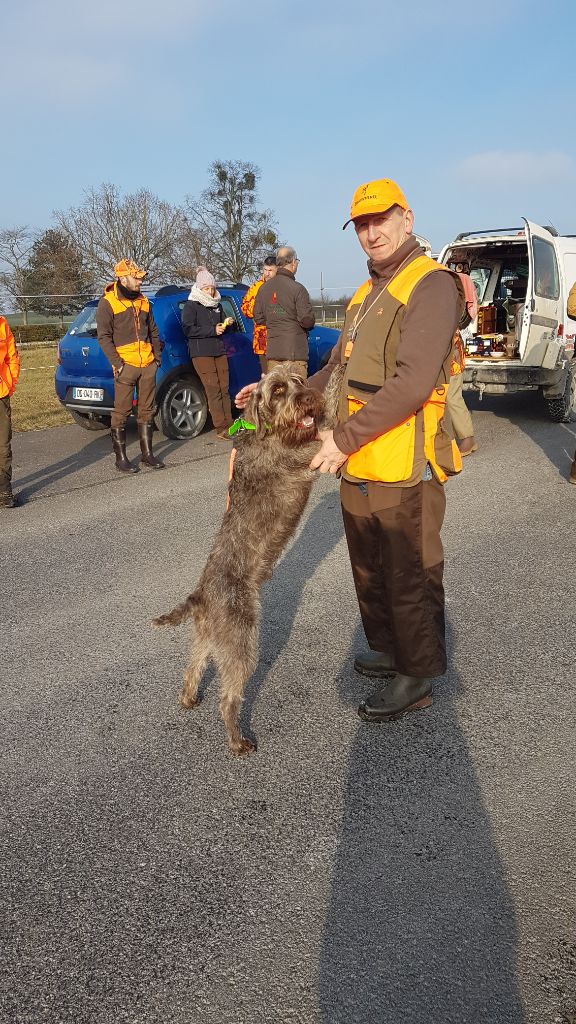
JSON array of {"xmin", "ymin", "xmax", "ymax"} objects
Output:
[{"xmin": 12, "ymin": 324, "xmax": 65, "ymax": 347}]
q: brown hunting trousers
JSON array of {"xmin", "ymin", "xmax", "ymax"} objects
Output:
[
  {"xmin": 340, "ymin": 476, "xmax": 447, "ymax": 678},
  {"xmin": 0, "ymin": 396, "xmax": 13, "ymax": 499},
  {"xmin": 192, "ymin": 355, "xmax": 232, "ymax": 433},
  {"xmin": 111, "ymin": 361, "xmax": 157, "ymax": 428}
]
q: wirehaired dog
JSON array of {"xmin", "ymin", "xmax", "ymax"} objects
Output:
[{"xmin": 153, "ymin": 363, "xmax": 342, "ymax": 755}]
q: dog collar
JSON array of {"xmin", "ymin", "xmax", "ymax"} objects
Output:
[{"xmin": 228, "ymin": 417, "xmax": 257, "ymax": 437}]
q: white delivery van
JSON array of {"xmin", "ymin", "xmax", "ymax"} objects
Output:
[{"xmin": 438, "ymin": 221, "xmax": 576, "ymax": 421}]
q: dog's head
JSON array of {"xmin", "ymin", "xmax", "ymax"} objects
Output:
[{"xmin": 245, "ymin": 365, "xmax": 324, "ymax": 447}]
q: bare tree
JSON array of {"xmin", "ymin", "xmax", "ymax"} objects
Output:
[
  {"xmin": 184, "ymin": 160, "xmax": 279, "ymax": 283},
  {"xmin": 0, "ymin": 226, "xmax": 36, "ymax": 322},
  {"xmin": 55, "ymin": 183, "xmax": 183, "ymax": 284}
]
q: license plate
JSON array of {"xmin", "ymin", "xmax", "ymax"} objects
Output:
[{"xmin": 73, "ymin": 387, "xmax": 104, "ymax": 401}]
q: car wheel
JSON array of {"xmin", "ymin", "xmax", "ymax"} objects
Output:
[
  {"xmin": 159, "ymin": 377, "xmax": 208, "ymax": 439},
  {"xmin": 69, "ymin": 409, "xmax": 111, "ymax": 431},
  {"xmin": 545, "ymin": 364, "xmax": 576, "ymax": 423}
]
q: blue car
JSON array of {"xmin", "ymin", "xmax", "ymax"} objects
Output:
[{"xmin": 55, "ymin": 285, "xmax": 339, "ymax": 439}]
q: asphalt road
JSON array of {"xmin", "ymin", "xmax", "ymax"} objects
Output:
[{"xmin": 2, "ymin": 395, "xmax": 575, "ymax": 1024}]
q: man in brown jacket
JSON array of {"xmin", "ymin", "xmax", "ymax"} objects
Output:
[
  {"xmin": 96, "ymin": 259, "xmax": 164, "ymax": 473},
  {"xmin": 253, "ymin": 246, "xmax": 315, "ymax": 377},
  {"xmin": 308, "ymin": 179, "xmax": 464, "ymax": 723}
]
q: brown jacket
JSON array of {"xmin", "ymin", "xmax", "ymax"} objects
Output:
[
  {"xmin": 308, "ymin": 237, "xmax": 462, "ymax": 458},
  {"xmin": 253, "ymin": 268, "xmax": 315, "ymax": 361},
  {"xmin": 96, "ymin": 283, "xmax": 161, "ymax": 370}
]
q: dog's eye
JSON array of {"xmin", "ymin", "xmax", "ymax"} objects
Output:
[{"xmin": 272, "ymin": 386, "xmax": 286, "ymax": 397}]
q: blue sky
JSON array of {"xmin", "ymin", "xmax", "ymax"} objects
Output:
[{"xmin": 3, "ymin": 0, "xmax": 576, "ymax": 295}]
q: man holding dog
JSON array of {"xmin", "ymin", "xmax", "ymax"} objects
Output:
[
  {"xmin": 237, "ymin": 179, "xmax": 464, "ymax": 724},
  {"xmin": 308, "ymin": 179, "xmax": 464, "ymax": 723}
]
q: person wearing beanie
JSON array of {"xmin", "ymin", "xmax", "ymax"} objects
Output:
[
  {"xmin": 96, "ymin": 259, "xmax": 164, "ymax": 473},
  {"xmin": 181, "ymin": 267, "xmax": 234, "ymax": 439}
]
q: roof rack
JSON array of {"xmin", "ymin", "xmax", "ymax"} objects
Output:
[{"xmin": 453, "ymin": 228, "xmax": 525, "ymax": 241}]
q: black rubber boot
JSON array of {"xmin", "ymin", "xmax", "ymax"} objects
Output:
[
  {"xmin": 353, "ymin": 650, "xmax": 397, "ymax": 678},
  {"xmin": 111, "ymin": 427, "xmax": 138, "ymax": 474},
  {"xmin": 358, "ymin": 674, "xmax": 432, "ymax": 723},
  {"xmin": 570, "ymin": 456, "xmax": 576, "ymax": 485},
  {"xmin": 138, "ymin": 422, "xmax": 165, "ymax": 469}
]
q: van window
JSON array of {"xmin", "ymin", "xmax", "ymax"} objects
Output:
[
  {"xmin": 533, "ymin": 237, "xmax": 560, "ymax": 300},
  {"xmin": 469, "ymin": 267, "xmax": 491, "ymax": 302}
]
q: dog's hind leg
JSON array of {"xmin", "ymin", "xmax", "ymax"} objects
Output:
[
  {"xmin": 179, "ymin": 631, "xmax": 210, "ymax": 710},
  {"xmin": 214, "ymin": 627, "xmax": 258, "ymax": 756}
]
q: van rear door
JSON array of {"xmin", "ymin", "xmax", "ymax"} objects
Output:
[{"xmin": 520, "ymin": 220, "xmax": 563, "ymax": 365}]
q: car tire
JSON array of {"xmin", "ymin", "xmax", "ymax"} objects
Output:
[
  {"xmin": 545, "ymin": 364, "xmax": 576, "ymax": 423},
  {"xmin": 69, "ymin": 409, "xmax": 111, "ymax": 431},
  {"xmin": 158, "ymin": 376, "xmax": 208, "ymax": 440}
]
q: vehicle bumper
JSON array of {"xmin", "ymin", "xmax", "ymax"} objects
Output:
[{"xmin": 463, "ymin": 361, "xmax": 568, "ymax": 397}]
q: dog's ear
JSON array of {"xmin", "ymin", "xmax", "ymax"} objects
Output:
[{"xmin": 246, "ymin": 389, "xmax": 267, "ymax": 439}]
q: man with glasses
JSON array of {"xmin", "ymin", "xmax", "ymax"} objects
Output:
[{"xmin": 253, "ymin": 245, "xmax": 315, "ymax": 378}]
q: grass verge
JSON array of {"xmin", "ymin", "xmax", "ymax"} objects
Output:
[{"xmin": 11, "ymin": 346, "xmax": 72, "ymax": 432}]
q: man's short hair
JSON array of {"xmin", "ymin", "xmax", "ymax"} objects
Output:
[
  {"xmin": 276, "ymin": 246, "xmax": 297, "ymax": 268},
  {"xmin": 263, "ymin": 255, "xmax": 277, "ymax": 267}
]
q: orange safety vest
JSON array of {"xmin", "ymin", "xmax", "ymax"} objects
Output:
[
  {"xmin": 0, "ymin": 317, "xmax": 20, "ymax": 399},
  {"xmin": 343, "ymin": 255, "xmax": 462, "ymax": 485}
]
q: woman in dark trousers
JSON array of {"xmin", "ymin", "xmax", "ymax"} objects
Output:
[{"xmin": 181, "ymin": 267, "xmax": 234, "ymax": 438}]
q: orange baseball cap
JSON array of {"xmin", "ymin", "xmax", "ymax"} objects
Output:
[
  {"xmin": 343, "ymin": 179, "xmax": 409, "ymax": 229},
  {"xmin": 114, "ymin": 258, "xmax": 147, "ymax": 279}
]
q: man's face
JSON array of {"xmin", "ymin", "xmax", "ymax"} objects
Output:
[
  {"xmin": 353, "ymin": 206, "xmax": 414, "ymax": 262},
  {"xmin": 262, "ymin": 263, "xmax": 277, "ymax": 282},
  {"xmin": 119, "ymin": 274, "xmax": 142, "ymax": 291}
]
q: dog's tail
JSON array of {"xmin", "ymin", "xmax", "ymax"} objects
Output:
[{"xmin": 152, "ymin": 592, "xmax": 200, "ymax": 627}]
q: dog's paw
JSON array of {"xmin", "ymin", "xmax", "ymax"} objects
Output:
[
  {"xmin": 179, "ymin": 692, "xmax": 200, "ymax": 710},
  {"xmin": 229, "ymin": 736, "xmax": 256, "ymax": 756}
]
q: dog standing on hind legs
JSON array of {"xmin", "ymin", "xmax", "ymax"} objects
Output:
[{"xmin": 153, "ymin": 364, "xmax": 342, "ymax": 756}]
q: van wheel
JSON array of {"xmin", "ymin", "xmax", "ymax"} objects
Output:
[
  {"xmin": 158, "ymin": 377, "xmax": 208, "ymax": 439},
  {"xmin": 69, "ymin": 409, "xmax": 111, "ymax": 431},
  {"xmin": 545, "ymin": 365, "xmax": 576, "ymax": 422}
]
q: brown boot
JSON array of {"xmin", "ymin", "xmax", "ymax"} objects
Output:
[
  {"xmin": 570, "ymin": 456, "xmax": 576, "ymax": 484},
  {"xmin": 458, "ymin": 436, "xmax": 478, "ymax": 457},
  {"xmin": 138, "ymin": 422, "xmax": 165, "ymax": 469},
  {"xmin": 111, "ymin": 427, "xmax": 138, "ymax": 474}
]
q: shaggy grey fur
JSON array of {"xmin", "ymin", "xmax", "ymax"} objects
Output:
[{"xmin": 153, "ymin": 363, "xmax": 342, "ymax": 755}]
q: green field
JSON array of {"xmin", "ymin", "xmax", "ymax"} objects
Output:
[{"xmin": 11, "ymin": 346, "xmax": 72, "ymax": 432}]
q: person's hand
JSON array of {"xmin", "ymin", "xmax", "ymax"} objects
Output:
[
  {"xmin": 234, "ymin": 381, "xmax": 260, "ymax": 409},
  {"xmin": 215, "ymin": 323, "xmax": 226, "ymax": 336},
  {"xmin": 310, "ymin": 429, "xmax": 347, "ymax": 474},
  {"xmin": 113, "ymin": 363, "xmax": 125, "ymax": 379}
]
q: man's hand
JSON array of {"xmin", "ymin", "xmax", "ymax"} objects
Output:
[
  {"xmin": 310, "ymin": 429, "xmax": 347, "ymax": 474},
  {"xmin": 234, "ymin": 381, "xmax": 261, "ymax": 409},
  {"xmin": 113, "ymin": 363, "xmax": 125, "ymax": 379},
  {"xmin": 215, "ymin": 324, "xmax": 226, "ymax": 336}
]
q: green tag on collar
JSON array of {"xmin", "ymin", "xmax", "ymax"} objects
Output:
[{"xmin": 228, "ymin": 417, "xmax": 257, "ymax": 437}]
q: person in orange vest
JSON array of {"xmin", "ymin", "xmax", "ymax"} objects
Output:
[
  {"xmin": 0, "ymin": 315, "xmax": 21, "ymax": 508},
  {"xmin": 307, "ymin": 180, "xmax": 465, "ymax": 722},
  {"xmin": 240, "ymin": 255, "xmax": 277, "ymax": 373},
  {"xmin": 96, "ymin": 259, "xmax": 164, "ymax": 474}
]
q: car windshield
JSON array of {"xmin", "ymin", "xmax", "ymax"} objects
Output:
[{"xmin": 69, "ymin": 305, "xmax": 98, "ymax": 335}]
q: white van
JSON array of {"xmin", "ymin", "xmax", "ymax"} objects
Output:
[{"xmin": 438, "ymin": 221, "xmax": 576, "ymax": 421}]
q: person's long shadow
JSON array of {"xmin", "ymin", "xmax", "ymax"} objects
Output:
[
  {"xmin": 467, "ymin": 389, "xmax": 576, "ymax": 479},
  {"xmin": 319, "ymin": 617, "xmax": 525, "ymax": 1024},
  {"xmin": 16, "ymin": 424, "xmax": 184, "ymax": 502},
  {"xmin": 239, "ymin": 488, "xmax": 343, "ymax": 742}
]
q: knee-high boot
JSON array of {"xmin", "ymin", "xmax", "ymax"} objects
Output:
[
  {"xmin": 111, "ymin": 427, "xmax": 138, "ymax": 474},
  {"xmin": 138, "ymin": 422, "xmax": 165, "ymax": 469}
]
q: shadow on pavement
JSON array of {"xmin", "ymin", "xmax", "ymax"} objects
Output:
[
  {"xmin": 467, "ymin": 390, "xmax": 576, "ymax": 479},
  {"xmin": 319, "ymin": 618, "xmax": 526, "ymax": 1024},
  {"xmin": 15, "ymin": 423, "xmax": 184, "ymax": 502},
  {"xmin": 240, "ymin": 489, "xmax": 344, "ymax": 742}
]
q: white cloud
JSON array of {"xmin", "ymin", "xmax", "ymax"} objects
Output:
[{"xmin": 454, "ymin": 150, "xmax": 576, "ymax": 186}]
